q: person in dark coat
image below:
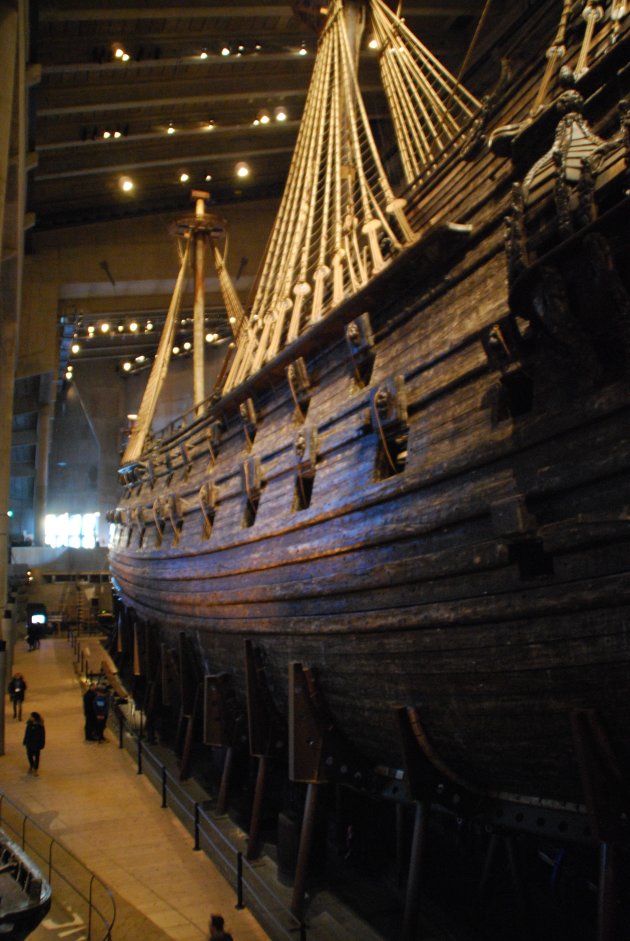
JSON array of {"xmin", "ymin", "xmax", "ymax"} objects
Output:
[
  {"xmin": 23, "ymin": 712, "xmax": 46, "ymax": 775},
  {"xmin": 92, "ymin": 686, "xmax": 109, "ymax": 742},
  {"xmin": 7, "ymin": 672, "xmax": 27, "ymax": 719},
  {"xmin": 208, "ymin": 913, "xmax": 233, "ymax": 940},
  {"xmin": 83, "ymin": 682, "xmax": 97, "ymax": 740}
]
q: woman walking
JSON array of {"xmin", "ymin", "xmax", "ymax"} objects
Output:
[{"xmin": 23, "ymin": 712, "xmax": 45, "ymax": 775}]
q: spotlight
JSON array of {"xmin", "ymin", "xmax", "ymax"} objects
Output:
[
  {"xmin": 100, "ymin": 322, "xmax": 110, "ymax": 333},
  {"xmin": 368, "ymin": 37, "xmax": 379, "ymax": 49},
  {"xmin": 71, "ymin": 343, "xmax": 80, "ymax": 354},
  {"xmin": 205, "ymin": 173, "xmax": 212, "ymax": 182},
  {"xmin": 122, "ymin": 361, "xmax": 132, "ymax": 372},
  {"xmin": 173, "ymin": 346, "xmax": 180, "ymax": 354},
  {"xmin": 258, "ymin": 109, "xmax": 270, "ymax": 125},
  {"xmin": 183, "ymin": 341, "xmax": 192, "ymax": 351},
  {"xmin": 103, "ymin": 130, "xmax": 111, "ymax": 139},
  {"xmin": 167, "ymin": 123, "xmax": 176, "ymax": 135},
  {"xmin": 119, "ymin": 176, "xmax": 134, "ymax": 192},
  {"xmin": 179, "ymin": 171, "xmax": 190, "ymax": 183},
  {"xmin": 298, "ymin": 43, "xmax": 307, "ymax": 56},
  {"xmin": 235, "ymin": 161, "xmax": 250, "ymax": 178},
  {"xmin": 275, "ymin": 105, "xmax": 287, "ymax": 122},
  {"xmin": 221, "ymin": 45, "xmax": 230, "ymax": 57},
  {"xmin": 199, "ymin": 50, "xmax": 208, "ymax": 60},
  {"xmin": 129, "ymin": 321, "xmax": 139, "ymax": 332}
]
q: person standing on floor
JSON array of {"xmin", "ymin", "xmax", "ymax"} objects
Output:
[
  {"xmin": 208, "ymin": 913, "xmax": 234, "ymax": 940},
  {"xmin": 7, "ymin": 672, "xmax": 27, "ymax": 719},
  {"xmin": 23, "ymin": 712, "xmax": 46, "ymax": 775},
  {"xmin": 83, "ymin": 682, "xmax": 97, "ymax": 740},
  {"xmin": 92, "ymin": 685, "xmax": 109, "ymax": 742}
]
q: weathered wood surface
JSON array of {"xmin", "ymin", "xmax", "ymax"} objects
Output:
[{"xmin": 110, "ymin": 6, "xmax": 630, "ymax": 803}]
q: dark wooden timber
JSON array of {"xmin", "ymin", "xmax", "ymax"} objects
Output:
[{"xmin": 110, "ymin": 4, "xmax": 630, "ymax": 812}]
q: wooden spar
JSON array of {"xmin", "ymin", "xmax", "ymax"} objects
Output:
[{"xmin": 193, "ymin": 193, "xmax": 206, "ymax": 415}]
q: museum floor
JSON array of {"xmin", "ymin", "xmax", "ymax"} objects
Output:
[{"xmin": 0, "ymin": 636, "xmax": 270, "ymax": 941}]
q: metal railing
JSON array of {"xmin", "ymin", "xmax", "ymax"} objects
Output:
[
  {"xmin": 68, "ymin": 636, "xmax": 308, "ymax": 940},
  {"xmin": 0, "ymin": 792, "xmax": 116, "ymax": 940},
  {"xmin": 126, "ymin": 728, "xmax": 307, "ymax": 941}
]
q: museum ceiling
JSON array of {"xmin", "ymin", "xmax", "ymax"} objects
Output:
[{"xmin": 30, "ymin": 0, "xmax": 500, "ymax": 231}]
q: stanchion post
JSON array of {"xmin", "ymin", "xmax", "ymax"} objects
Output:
[
  {"xmin": 235, "ymin": 851, "xmax": 244, "ymax": 910},
  {"xmin": 118, "ymin": 711, "xmax": 123, "ymax": 749},
  {"xmin": 137, "ymin": 737, "xmax": 143, "ymax": 775},
  {"xmin": 194, "ymin": 803, "xmax": 200, "ymax": 851},
  {"xmin": 161, "ymin": 766, "xmax": 167, "ymax": 808}
]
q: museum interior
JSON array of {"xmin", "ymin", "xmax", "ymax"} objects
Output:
[{"xmin": 1, "ymin": 2, "xmax": 630, "ymax": 940}]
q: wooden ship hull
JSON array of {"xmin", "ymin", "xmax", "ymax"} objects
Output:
[{"xmin": 109, "ymin": 1, "xmax": 630, "ymax": 816}]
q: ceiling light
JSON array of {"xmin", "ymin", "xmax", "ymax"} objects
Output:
[
  {"xmin": 205, "ymin": 174, "xmax": 212, "ymax": 182},
  {"xmin": 127, "ymin": 413, "xmax": 138, "ymax": 420},
  {"xmin": 368, "ymin": 38, "xmax": 379, "ymax": 49},
  {"xmin": 275, "ymin": 106, "xmax": 287, "ymax": 122},
  {"xmin": 117, "ymin": 322, "xmax": 125, "ymax": 332},
  {"xmin": 146, "ymin": 321, "xmax": 154, "ymax": 331},
  {"xmin": 114, "ymin": 47, "xmax": 124, "ymax": 59},
  {"xmin": 298, "ymin": 43, "xmax": 307, "ymax": 56},
  {"xmin": 71, "ymin": 343, "xmax": 80, "ymax": 354},
  {"xmin": 255, "ymin": 44, "xmax": 262, "ymax": 51},
  {"xmin": 235, "ymin": 161, "xmax": 250, "ymax": 178},
  {"xmin": 121, "ymin": 53, "xmax": 130, "ymax": 62},
  {"xmin": 205, "ymin": 332, "xmax": 218, "ymax": 343},
  {"xmin": 119, "ymin": 176, "xmax": 134, "ymax": 192},
  {"xmin": 179, "ymin": 171, "xmax": 190, "ymax": 183},
  {"xmin": 199, "ymin": 50, "xmax": 208, "ymax": 59},
  {"xmin": 103, "ymin": 130, "xmax": 111, "ymax": 139},
  {"xmin": 183, "ymin": 341, "xmax": 192, "ymax": 351},
  {"xmin": 113, "ymin": 130, "xmax": 122, "ymax": 139},
  {"xmin": 87, "ymin": 325, "xmax": 95, "ymax": 336},
  {"xmin": 122, "ymin": 361, "xmax": 132, "ymax": 372},
  {"xmin": 205, "ymin": 120, "xmax": 215, "ymax": 130},
  {"xmin": 258, "ymin": 109, "xmax": 270, "ymax": 125},
  {"xmin": 100, "ymin": 322, "xmax": 110, "ymax": 333},
  {"xmin": 167, "ymin": 123, "xmax": 176, "ymax": 134},
  {"xmin": 65, "ymin": 371, "xmax": 73, "ymax": 380},
  {"xmin": 252, "ymin": 118, "xmax": 260, "ymax": 127},
  {"xmin": 129, "ymin": 321, "xmax": 138, "ymax": 332},
  {"xmin": 221, "ymin": 45, "xmax": 230, "ymax": 57},
  {"xmin": 135, "ymin": 355, "xmax": 145, "ymax": 363},
  {"xmin": 173, "ymin": 346, "xmax": 180, "ymax": 354}
]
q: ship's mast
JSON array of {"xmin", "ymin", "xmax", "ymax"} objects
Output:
[
  {"xmin": 192, "ymin": 191, "xmax": 207, "ymax": 415},
  {"xmin": 222, "ymin": 0, "xmax": 481, "ymax": 392}
]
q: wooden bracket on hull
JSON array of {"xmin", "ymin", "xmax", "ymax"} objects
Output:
[
  {"xmin": 244, "ymin": 641, "xmax": 287, "ymax": 859},
  {"xmin": 288, "ymin": 662, "xmax": 369, "ymax": 787},
  {"xmin": 481, "ymin": 316, "xmax": 533, "ymax": 421},
  {"xmin": 346, "ymin": 312, "xmax": 375, "ymax": 387},
  {"xmin": 370, "ymin": 375, "xmax": 409, "ymax": 478},
  {"xmin": 206, "ymin": 420, "xmax": 222, "ymax": 467},
  {"xmin": 240, "ymin": 397, "xmax": 258, "ymax": 449},
  {"xmin": 286, "ymin": 357, "xmax": 311, "ymax": 419},
  {"xmin": 396, "ymin": 706, "xmax": 485, "ymax": 817},
  {"xmin": 570, "ymin": 708, "xmax": 630, "ymax": 845}
]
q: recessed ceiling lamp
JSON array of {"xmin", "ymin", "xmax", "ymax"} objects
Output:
[
  {"xmin": 113, "ymin": 130, "xmax": 122, "ymax": 139},
  {"xmin": 258, "ymin": 109, "xmax": 270, "ymax": 125},
  {"xmin": 183, "ymin": 341, "xmax": 192, "ymax": 351},
  {"xmin": 167, "ymin": 123, "xmax": 176, "ymax": 135},
  {"xmin": 199, "ymin": 50, "xmax": 208, "ymax": 59},
  {"xmin": 65, "ymin": 370, "xmax": 73, "ymax": 380},
  {"xmin": 235, "ymin": 161, "xmax": 250, "ymax": 178},
  {"xmin": 119, "ymin": 176, "xmax": 134, "ymax": 192},
  {"xmin": 275, "ymin": 105, "xmax": 287, "ymax": 122},
  {"xmin": 179, "ymin": 171, "xmax": 190, "ymax": 183},
  {"xmin": 129, "ymin": 321, "xmax": 139, "ymax": 332},
  {"xmin": 298, "ymin": 43, "xmax": 308, "ymax": 55},
  {"xmin": 71, "ymin": 342, "xmax": 80, "ymax": 354},
  {"xmin": 87, "ymin": 325, "xmax": 95, "ymax": 336},
  {"xmin": 221, "ymin": 45, "xmax": 230, "ymax": 56},
  {"xmin": 103, "ymin": 130, "xmax": 111, "ymax": 139},
  {"xmin": 146, "ymin": 321, "xmax": 154, "ymax": 331},
  {"xmin": 173, "ymin": 346, "xmax": 180, "ymax": 354},
  {"xmin": 205, "ymin": 120, "xmax": 215, "ymax": 130},
  {"xmin": 205, "ymin": 174, "xmax": 212, "ymax": 182},
  {"xmin": 122, "ymin": 361, "xmax": 132, "ymax": 372},
  {"xmin": 100, "ymin": 322, "xmax": 110, "ymax": 333}
]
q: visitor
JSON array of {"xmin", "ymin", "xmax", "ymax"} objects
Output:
[
  {"xmin": 93, "ymin": 685, "xmax": 109, "ymax": 742},
  {"xmin": 7, "ymin": 672, "xmax": 27, "ymax": 719},
  {"xmin": 83, "ymin": 682, "xmax": 97, "ymax": 740},
  {"xmin": 23, "ymin": 712, "xmax": 46, "ymax": 775},
  {"xmin": 208, "ymin": 914, "xmax": 233, "ymax": 940}
]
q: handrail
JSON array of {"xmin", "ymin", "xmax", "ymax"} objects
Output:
[
  {"xmin": 0, "ymin": 792, "xmax": 116, "ymax": 940},
  {"xmin": 111, "ymin": 703, "xmax": 307, "ymax": 941}
]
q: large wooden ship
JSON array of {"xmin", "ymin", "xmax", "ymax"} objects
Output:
[{"xmin": 108, "ymin": 0, "xmax": 630, "ymax": 918}]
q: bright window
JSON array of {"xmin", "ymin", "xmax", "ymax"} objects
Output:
[{"xmin": 44, "ymin": 512, "xmax": 100, "ymax": 548}]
